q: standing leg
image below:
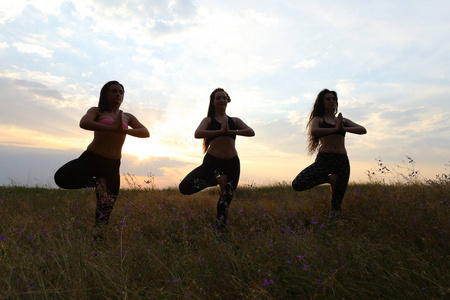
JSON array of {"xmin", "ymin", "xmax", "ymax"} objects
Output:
[
  {"xmin": 92, "ymin": 156, "xmax": 121, "ymax": 242},
  {"xmin": 94, "ymin": 178, "xmax": 118, "ymax": 227},
  {"xmin": 95, "ymin": 158, "xmax": 120, "ymax": 225},
  {"xmin": 216, "ymin": 156, "xmax": 240, "ymax": 231},
  {"xmin": 215, "ymin": 173, "xmax": 229, "ymax": 231},
  {"xmin": 330, "ymin": 156, "xmax": 350, "ymax": 213}
]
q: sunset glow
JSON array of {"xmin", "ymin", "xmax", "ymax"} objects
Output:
[{"xmin": 0, "ymin": 1, "xmax": 449, "ymax": 188}]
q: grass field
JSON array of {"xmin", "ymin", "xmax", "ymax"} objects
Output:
[{"xmin": 0, "ymin": 180, "xmax": 448, "ymax": 299}]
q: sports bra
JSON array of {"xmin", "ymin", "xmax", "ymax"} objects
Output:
[
  {"xmin": 206, "ymin": 116, "xmax": 237, "ymax": 143},
  {"xmin": 319, "ymin": 117, "xmax": 346, "ymax": 137},
  {"xmin": 94, "ymin": 119, "xmax": 128, "ymax": 135}
]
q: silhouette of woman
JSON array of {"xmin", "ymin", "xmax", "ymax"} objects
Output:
[
  {"xmin": 179, "ymin": 88, "xmax": 255, "ymax": 231},
  {"xmin": 292, "ymin": 89, "xmax": 366, "ymax": 218}
]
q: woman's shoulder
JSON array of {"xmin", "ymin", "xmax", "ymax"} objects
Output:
[
  {"xmin": 311, "ymin": 116, "xmax": 322, "ymax": 125},
  {"xmin": 203, "ymin": 116, "xmax": 213, "ymax": 123},
  {"xmin": 84, "ymin": 106, "xmax": 100, "ymax": 118},
  {"xmin": 230, "ymin": 116, "xmax": 243, "ymax": 122},
  {"xmin": 197, "ymin": 116, "xmax": 212, "ymax": 127},
  {"xmin": 122, "ymin": 111, "xmax": 134, "ymax": 118},
  {"xmin": 87, "ymin": 106, "xmax": 100, "ymax": 113}
]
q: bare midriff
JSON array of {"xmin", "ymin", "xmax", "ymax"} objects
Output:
[
  {"xmin": 318, "ymin": 135, "xmax": 347, "ymax": 155},
  {"xmin": 87, "ymin": 133, "xmax": 126, "ymax": 159},
  {"xmin": 207, "ymin": 136, "xmax": 237, "ymax": 159}
]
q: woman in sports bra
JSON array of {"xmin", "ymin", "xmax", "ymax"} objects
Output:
[
  {"xmin": 179, "ymin": 88, "xmax": 255, "ymax": 232},
  {"xmin": 54, "ymin": 81, "xmax": 149, "ymax": 241},
  {"xmin": 292, "ymin": 89, "xmax": 366, "ymax": 219}
]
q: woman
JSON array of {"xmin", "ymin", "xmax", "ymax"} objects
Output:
[
  {"xmin": 179, "ymin": 88, "xmax": 255, "ymax": 231},
  {"xmin": 292, "ymin": 89, "xmax": 366, "ymax": 218},
  {"xmin": 54, "ymin": 80, "xmax": 149, "ymax": 239}
]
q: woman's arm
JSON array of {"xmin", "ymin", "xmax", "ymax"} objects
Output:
[
  {"xmin": 228, "ymin": 117, "xmax": 255, "ymax": 137},
  {"xmin": 194, "ymin": 117, "xmax": 222, "ymax": 139},
  {"xmin": 79, "ymin": 108, "xmax": 149, "ymax": 137},
  {"xmin": 124, "ymin": 112, "xmax": 150, "ymax": 138},
  {"xmin": 310, "ymin": 116, "xmax": 339, "ymax": 137},
  {"xmin": 79, "ymin": 107, "xmax": 114, "ymax": 132},
  {"xmin": 342, "ymin": 117, "xmax": 367, "ymax": 135},
  {"xmin": 194, "ymin": 116, "xmax": 255, "ymax": 139}
]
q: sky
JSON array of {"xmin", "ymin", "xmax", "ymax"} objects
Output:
[{"xmin": 0, "ymin": 0, "xmax": 449, "ymax": 189}]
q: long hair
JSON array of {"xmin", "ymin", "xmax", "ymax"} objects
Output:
[
  {"xmin": 98, "ymin": 80, "xmax": 124, "ymax": 112},
  {"xmin": 202, "ymin": 88, "xmax": 231, "ymax": 153},
  {"xmin": 306, "ymin": 89, "xmax": 338, "ymax": 154}
]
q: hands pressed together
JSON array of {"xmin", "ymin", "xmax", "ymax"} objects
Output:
[
  {"xmin": 335, "ymin": 113, "xmax": 344, "ymax": 132},
  {"xmin": 220, "ymin": 115, "xmax": 229, "ymax": 134},
  {"xmin": 114, "ymin": 110, "xmax": 126, "ymax": 134}
]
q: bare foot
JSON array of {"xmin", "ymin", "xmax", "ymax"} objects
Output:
[
  {"xmin": 217, "ymin": 174, "xmax": 228, "ymax": 195},
  {"xmin": 329, "ymin": 174, "xmax": 337, "ymax": 196}
]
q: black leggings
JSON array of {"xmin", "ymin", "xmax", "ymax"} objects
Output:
[
  {"xmin": 54, "ymin": 150, "xmax": 121, "ymax": 226},
  {"xmin": 179, "ymin": 153, "xmax": 240, "ymax": 228},
  {"xmin": 292, "ymin": 152, "xmax": 350, "ymax": 211}
]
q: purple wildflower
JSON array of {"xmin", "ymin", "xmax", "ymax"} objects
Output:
[
  {"xmin": 262, "ymin": 279, "xmax": 274, "ymax": 287},
  {"xmin": 315, "ymin": 279, "xmax": 322, "ymax": 288}
]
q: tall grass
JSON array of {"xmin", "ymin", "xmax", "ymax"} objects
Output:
[{"xmin": 0, "ymin": 181, "xmax": 448, "ymax": 299}]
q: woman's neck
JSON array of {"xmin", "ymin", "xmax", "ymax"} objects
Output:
[
  {"xmin": 214, "ymin": 108, "xmax": 226, "ymax": 117},
  {"xmin": 323, "ymin": 111, "xmax": 335, "ymax": 118}
]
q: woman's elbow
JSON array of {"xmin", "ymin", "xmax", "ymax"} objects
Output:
[
  {"xmin": 310, "ymin": 129, "xmax": 320, "ymax": 137},
  {"xmin": 137, "ymin": 128, "xmax": 150, "ymax": 138},
  {"xmin": 79, "ymin": 121, "xmax": 88, "ymax": 130}
]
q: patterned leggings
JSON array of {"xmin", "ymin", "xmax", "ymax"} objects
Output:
[
  {"xmin": 179, "ymin": 153, "xmax": 240, "ymax": 230},
  {"xmin": 54, "ymin": 150, "xmax": 120, "ymax": 226},
  {"xmin": 292, "ymin": 152, "xmax": 350, "ymax": 211}
]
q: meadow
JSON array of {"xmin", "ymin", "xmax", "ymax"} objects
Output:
[{"xmin": 0, "ymin": 177, "xmax": 448, "ymax": 299}]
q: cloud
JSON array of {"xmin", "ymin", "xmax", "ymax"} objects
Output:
[
  {"xmin": 336, "ymin": 79, "xmax": 355, "ymax": 96},
  {"xmin": 0, "ymin": 1, "xmax": 28, "ymax": 24},
  {"xmin": 0, "ymin": 76, "xmax": 92, "ymax": 151},
  {"xmin": 65, "ymin": 0, "xmax": 200, "ymax": 44},
  {"xmin": 12, "ymin": 42, "xmax": 54, "ymax": 58},
  {"xmin": 251, "ymin": 118, "xmax": 305, "ymax": 155},
  {"xmin": 294, "ymin": 59, "xmax": 318, "ymax": 69},
  {"xmin": 170, "ymin": 0, "xmax": 198, "ymax": 19},
  {"xmin": 0, "ymin": 0, "xmax": 449, "ymax": 187}
]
